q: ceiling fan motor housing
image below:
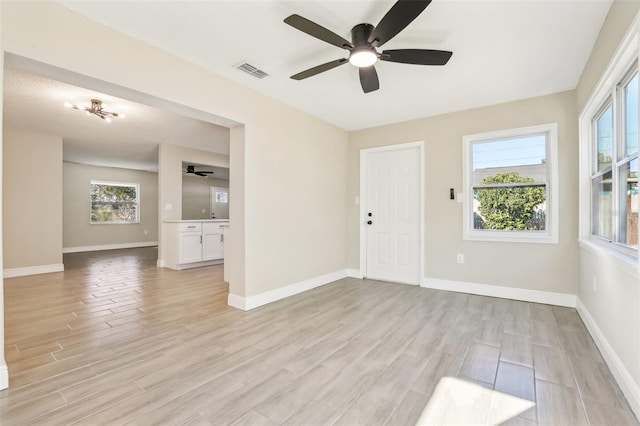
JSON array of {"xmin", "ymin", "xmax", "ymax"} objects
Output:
[{"xmin": 352, "ymin": 23, "xmax": 374, "ymax": 47}]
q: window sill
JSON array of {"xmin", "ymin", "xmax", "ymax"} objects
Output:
[
  {"xmin": 464, "ymin": 232, "xmax": 558, "ymax": 244},
  {"xmin": 90, "ymin": 222, "xmax": 141, "ymax": 225},
  {"xmin": 578, "ymin": 238, "xmax": 639, "ymax": 278}
]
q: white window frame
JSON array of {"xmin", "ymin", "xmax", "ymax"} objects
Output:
[
  {"xmin": 90, "ymin": 180, "xmax": 140, "ymax": 224},
  {"xmin": 462, "ymin": 123, "xmax": 559, "ymax": 244},
  {"xmin": 579, "ymin": 17, "xmax": 639, "ymax": 268}
]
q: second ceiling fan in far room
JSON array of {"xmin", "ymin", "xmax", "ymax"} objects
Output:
[
  {"xmin": 284, "ymin": 0, "xmax": 453, "ymax": 93},
  {"xmin": 184, "ymin": 165, "xmax": 214, "ymax": 177}
]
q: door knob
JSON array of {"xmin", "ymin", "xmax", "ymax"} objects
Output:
[{"xmin": 367, "ymin": 220, "xmax": 373, "ymax": 225}]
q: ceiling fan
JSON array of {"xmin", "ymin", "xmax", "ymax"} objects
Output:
[
  {"xmin": 284, "ymin": 0, "xmax": 452, "ymax": 93},
  {"xmin": 184, "ymin": 165, "xmax": 214, "ymax": 177}
]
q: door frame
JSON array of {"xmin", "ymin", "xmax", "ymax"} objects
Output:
[{"xmin": 359, "ymin": 141, "xmax": 425, "ymax": 285}]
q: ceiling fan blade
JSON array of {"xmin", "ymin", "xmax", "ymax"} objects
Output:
[
  {"xmin": 359, "ymin": 66, "xmax": 380, "ymax": 93},
  {"xmin": 291, "ymin": 58, "xmax": 348, "ymax": 80},
  {"xmin": 381, "ymin": 49, "xmax": 452, "ymax": 65},
  {"xmin": 284, "ymin": 14, "xmax": 353, "ymax": 50},
  {"xmin": 369, "ymin": 0, "xmax": 431, "ymax": 47}
]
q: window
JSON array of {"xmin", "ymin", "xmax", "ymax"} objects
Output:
[
  {"xmin": 463, "ymin": 123, "xmax": 558, "ymax": 243},
  {"xmin": 90, "ymin": 181, "xmax": 140, "ymax": 224},
  {"xmin": 590, "ymin": 68, "xmax": 638, "ymax": 251}
]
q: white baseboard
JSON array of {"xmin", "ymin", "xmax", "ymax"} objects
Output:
[
  {"xmin": 576, "ymin": 298, "xmax": 640, "ymax": 419},
  {"xmin": 422, "ymin": 277, "xmax": 576, "ymax": 307},
  {"xmin": 157, "ymin": 259, "xmax": 165, "ymax": 268},
  {"xmin": 0, "ymin": 360, "xmax": 7, "ymax": 390},
  {"xmin": 228, "ymin": 269, "xmax": 348, "ymax": 311},
  {"xmin": 4, "ymin": 263, "xmax": 64, "ymax": 278},
  {"xmin": 347, "ymin": 268, "xmax": 363, "ymax": 279},
  {"xmin": 63, "ymin": 241, "xmax": 158, "ymax": 254}
]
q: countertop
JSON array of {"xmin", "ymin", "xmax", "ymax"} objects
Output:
[{"xmin": 163, "ymin": 219, "xmax": 230, "ymax": 223}]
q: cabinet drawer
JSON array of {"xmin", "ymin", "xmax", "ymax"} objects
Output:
[
  {"xmin": 179, "ymin": 223, "xmax": 202, "ymax": 233},
  {"xmin": 203, "ymin": 222, "xmax": 223, "ymax": 233}
]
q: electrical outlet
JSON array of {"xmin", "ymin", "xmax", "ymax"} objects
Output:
[
  {"xmin": 143, "ymin": 229, "xmax": 148, "ymax": 235},
  {"xmin": 457, "ymin": 254, "xmax": 464, "ymax": 264}
]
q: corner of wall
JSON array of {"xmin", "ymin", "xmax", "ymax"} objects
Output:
[{"xmin": 576, "ymin": 297, "xmax": 640, "ymax": 418}]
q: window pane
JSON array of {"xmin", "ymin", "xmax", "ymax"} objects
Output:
[
  {"xmin": 618, "ymin": 159, "xmax": 638, "ymax": 248},
  {"xmin": 91, "ymin": 203, "xmax": 138, "ymax": 223},
  {"xmin": 472, "ymin": 135, "xmax": 547, "ymax": 184},
  {"xmin": 596, "ymin": 105, "xmax": 613, "ymax": 172},
  {"xmin": 471, "ymin": 135, "xmax": 547, "ymax": 233},
  {"xmin": 473, "ymin": 185, "xmax": 546, "ymax": 231},
  {"xmin": 90, "ymin": 183, "xmax": 138, "ymax": 223},
  {"xmin": 625, "ymin": 74, "xmax": 638, "ymax": 157},
  {"xmin": 592, "ymin": 171, "xmax": 613, "ymax": 240}
]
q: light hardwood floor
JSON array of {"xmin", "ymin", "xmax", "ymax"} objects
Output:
[{"xmin": 0, "ymin": 248, "xmax": 637, "ymax": 425}]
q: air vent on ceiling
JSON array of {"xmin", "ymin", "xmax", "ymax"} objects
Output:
[{"xmin": 235, "ymin": 62, "xmax": 269, "ymax": 79}]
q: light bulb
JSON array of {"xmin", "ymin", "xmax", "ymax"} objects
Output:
[{"xmin": 349, "ymin": 49, "xmax": 377, "ymax": 67}]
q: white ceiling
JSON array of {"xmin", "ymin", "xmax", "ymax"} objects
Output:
[
  {"xmin": 2, "ymin": 1, "xmax": 612, "ymax": 172},
  {"xmin": 3, "ymin": 68, "xmax": 230, "ymax": 171},
  {"xmin": 56, "ymin": 0, "xmax": 612, "ymax": 131}
]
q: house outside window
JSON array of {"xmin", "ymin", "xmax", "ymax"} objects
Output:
[
  {"xmin": 590, "ymin": 68, "xmax": 638, "ymax": 251},
  {"xmin": 463, "ymin": 123, "xmax": 559, "ymax": 243},
  {"xmin": 90, "ymin": 181, "xmax": 140, "ymax": 224}
]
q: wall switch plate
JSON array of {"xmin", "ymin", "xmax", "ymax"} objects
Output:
[
  {"xmin": 457, "ymin": 254, "xmax": 464, "ymax": 264},
  {"xmin": 164, "ymin": 203, "xmax": 173, "ymax": 211}
]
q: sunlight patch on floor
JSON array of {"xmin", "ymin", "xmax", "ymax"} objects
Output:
[{"xmin": 416, "ymin": 377, "xmax": 535, "ymax": 425}]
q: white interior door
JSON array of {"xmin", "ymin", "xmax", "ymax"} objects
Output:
[{"xmin": 363, "ymin": 144, "xmax": 421, "ymax": 284}]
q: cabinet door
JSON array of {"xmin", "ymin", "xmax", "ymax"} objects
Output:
[
  {"xmin": 202, "ymin": 231, "xmax": 223, "ymax": 261},
  {"xmin": 179, "ymin": 232, "xmax": 203, "ymax": 264}
]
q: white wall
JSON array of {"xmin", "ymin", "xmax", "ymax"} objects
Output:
[
  {"xmin": 575, "ymin": 0, "xmax": 640, "ymax": 416},
  {"xmin": 348, "ymin": 91, "xmax": 579, "ymax": 297},
  {"xmin": 63, "ymin": 162, "xmax": 158, "ymax": 250},
  {"xmin": 3, "ymin": 127, "xmax": 63, "ymax": 271}
]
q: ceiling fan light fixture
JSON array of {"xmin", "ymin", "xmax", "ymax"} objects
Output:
[{"xmin": 349, "ymin": 49, "xmax": 378, "ymax": 68}]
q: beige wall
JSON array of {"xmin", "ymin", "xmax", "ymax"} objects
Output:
[
  {"xmin": 63, "ymin": 162, "xmax": 158, "ymax": 249},
  {"xmin": 3, "ymin": 127, "xmax": 63, "ymax": 269},
  {"xmin": 576, "ymin": 0, "xmax": 640, "ymax": 111},
  {"xmin": 348, "ymin": 91, "xmax": 579, "ymax": 295},
  {"xmin": 575, "ymin": 0, "xmax": 640, "ymax": 411},
  {"xmin": 182, "ymin": 175, "xmax": 229, "ymax": 220}
]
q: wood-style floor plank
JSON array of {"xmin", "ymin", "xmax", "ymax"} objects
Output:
[{"xmin": 0, "ymin": 247, "xmax": 637, "ymax": 425}]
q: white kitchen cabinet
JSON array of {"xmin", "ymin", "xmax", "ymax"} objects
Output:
[
  {"xmin": 202, "ymin": 223, "xmax": 224, "ymax": 261},
  {"xmin": 179, "ymin": 232, "xmax": 203, "ymax": 263},
  {"xmin": 163, "ymin": 220, "xmax": 228, "ymax": 270}
]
